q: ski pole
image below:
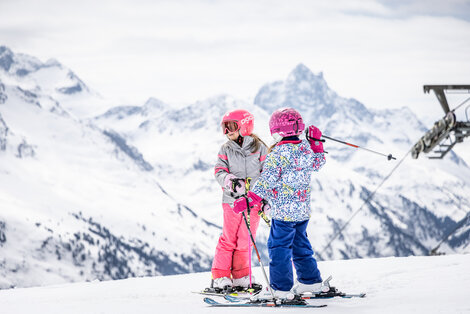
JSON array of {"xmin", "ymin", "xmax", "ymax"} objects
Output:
[
  {"xmin": 242, "ymin": 196, "xmax": 275, "ymax": 299},
  {"xmin": 245, "ymin": 178, "xmax": 252, "ymax": 288},
  {"xmin": 306, "ymin": 131, "xmax": 396, "ymax": 160}
]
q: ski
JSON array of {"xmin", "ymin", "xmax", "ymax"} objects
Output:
[
  {"xmin": 301, "ymin": 275, "xmax": 366, "ymax": 299},
  {"xmin": 203, "ymin": 297, "xmax": 327, "ymax": 308},
  {"xmin": 222, "ymin": 290, "xmax": 365, "ymax": 303},
  {"xmin": 193, "ymin": 290, "xmax": 255, "ymax": 298},
  {"xmin": 221, "ymin": 286, "xmax": 365, "ymax": 302},
  {"xmin": 300, "ymin": 287, "xmax": 367, "ymax": 299},
  {"xmin": 193, "ymin": 283, "xmax": 262, "ymax": 298}
]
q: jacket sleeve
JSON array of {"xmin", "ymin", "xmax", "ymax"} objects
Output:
[
  {"xmin": 214, "ymin": 146, "xmax": 230, "ymax": 187},
  {"xmin": 312, "ymin": 152, "xmax": 326, "ymax": 172},
  {"xmin": 251, "ymin": 151, "xmax": 281, "ymax": 200}
]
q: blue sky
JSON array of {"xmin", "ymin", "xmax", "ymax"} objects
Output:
[{"xmin": 0, "ymin": 0, "xmax": 469, "ymax": 124}]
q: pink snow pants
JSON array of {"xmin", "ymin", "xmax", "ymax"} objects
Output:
[{"xmin": 211, "ymin": 203, "xmax": 261, "ymax": 279}]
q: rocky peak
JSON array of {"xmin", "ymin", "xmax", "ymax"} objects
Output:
[
  {"xmin": 287, "ymin": 63, "xmax": 326, "ymax": 86},
  {"xmin": 0, "ymin": 46, "xmax": 14, "ymax": 72},
  {"xmin": 0, "ymin": 45, "xmax": 45, "ymax": 76}
]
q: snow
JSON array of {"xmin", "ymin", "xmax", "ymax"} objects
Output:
[{"xmin": 0, "ymin": 254, "xmax": 469, "ymax": 314}]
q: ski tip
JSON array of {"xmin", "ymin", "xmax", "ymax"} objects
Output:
[
  {"xmin": 224, "ymin": 295, "xmax": 242, "ymax": 303},
  {"xmin": 203, "ymin": 297, "xmax": 218, "ymax": 305},
  {"xmin": 342, "ymin": 292, "xmax": 366, "ymax": 298}
]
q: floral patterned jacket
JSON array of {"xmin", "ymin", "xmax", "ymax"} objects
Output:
[{"xmin": 251, "ymin": 139, "xmax": 325, "ymax": 222}]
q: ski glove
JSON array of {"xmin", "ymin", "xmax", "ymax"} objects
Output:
[
  {"xmin": 260, "ymin": 199, "xmax": 271, "ymax": 217},
  {"xmin": 307, "ymin": 125, "xmax": 324, "ymax": 153},
  {"xmin": 232, "ymin": 191, "xmax": 262, "ymax": 214},
  {"xmin": 224, "ymin": 174, "xmax": 245, "ymax": 194}
]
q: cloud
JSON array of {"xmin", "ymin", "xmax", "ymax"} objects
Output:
[
  {"xmin": 377, "ymin": 0, "xmax": 470, "ymax": 21},
  {"xmin": 0, "ymin": 0, "xmax": 469, "ymax": 120}
]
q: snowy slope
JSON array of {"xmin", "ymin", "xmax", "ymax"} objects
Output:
[
  {"xmin": 0, "ymin": 46, "xmax": 221, "ymax": 289},
  {"xmin": 0, "ymin": 254, "xmax": 469, "ymax": 314}
]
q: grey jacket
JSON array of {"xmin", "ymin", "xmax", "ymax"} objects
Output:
[{"xmin": 214, "ymin": 136, "xmax": 268, "ymax": 204}]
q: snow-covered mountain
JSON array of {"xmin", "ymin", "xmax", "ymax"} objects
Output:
[
  {"xmin": 0, "ymin": 46, "xmax": 220, "ymax": 289},
  {"xmin": 1, "ymin": 46, "xmax": 469, "ymax": 289},
  {"xmin": 0, "ymin": 46, "xmax": 111, "ymax": 118}
]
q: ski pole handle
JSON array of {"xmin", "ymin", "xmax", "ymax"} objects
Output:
[
  {"xmin": 305, "ymin": 129, "xmax": 326, "ymax": 143},
  {"xmin": 258, "ymin": 210, "xmax": 271, "ymax": 227}
]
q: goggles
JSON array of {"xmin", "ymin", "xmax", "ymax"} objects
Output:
[{"xmin": 222, "ymin": 121, "xmax": 240, "ymax": 134}]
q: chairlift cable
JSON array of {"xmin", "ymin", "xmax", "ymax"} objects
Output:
[
  {"xmin": 452, "ymin": 96, "xmax": 470, "ymax": 113},
  {"xmin": 318, "ymin": 147, "xmax": 412, "ymax": 259},
  {"xmin": 429, "ymin": 211, "xmax": 470, "ymax": 255}
]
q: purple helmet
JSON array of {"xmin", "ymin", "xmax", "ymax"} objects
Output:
[{"xmin": 269, "ymin": 108, "xmax": 305, "ymax": 137}]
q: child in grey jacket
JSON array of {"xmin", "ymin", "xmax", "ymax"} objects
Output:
[{"xmin": 212, "ymin": 109, "xmax": 268, "ymax": 290}]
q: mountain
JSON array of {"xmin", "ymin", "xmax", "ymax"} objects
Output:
[
  {"xmin": 1, "ymin": 46, "xmax": 469, "ymax": 290},
  {"xmin": 0, "ymin": 46, "xmax": 111, "ymax": 118},
  {"xmin": 0, "ymin": 254, "xmax": 469, "ymax": 314},
  {"xmin": 0, "ymin": 46, "xmax": 220, "ymax": 289}
]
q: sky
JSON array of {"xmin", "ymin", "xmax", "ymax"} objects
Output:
[{"xmin": 0, "ymin": 0, "xmax": 470, "ymax": 123}]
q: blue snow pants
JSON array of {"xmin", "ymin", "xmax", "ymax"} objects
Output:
[{"xmin": 268, "ymin": 219, "xmax": 322, "ymax": 291}]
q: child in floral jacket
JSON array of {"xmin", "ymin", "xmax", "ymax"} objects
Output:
[{"xmin": 232, "ymin": 107, "xmax": 326, "ymax": 300}]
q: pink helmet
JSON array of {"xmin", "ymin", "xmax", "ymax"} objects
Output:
[
  {"xmin": 221, "ymin": 109, "xmax": 254, "ymax": 136},
  {"xmin": 269, "ymin": 108, "xmax": 305, "ymax": 137}
]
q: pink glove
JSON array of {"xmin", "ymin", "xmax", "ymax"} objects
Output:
[
  {"xmin": 232, "ymin": 191, "xmax": 262, "ymax": 214},
  {"xmin": 308, "ymin": 125, "xmax": 324, "ymax": 153},
  {"xmin": 224, "ymin": 174, "xmax": 245, "ymax": 194}
]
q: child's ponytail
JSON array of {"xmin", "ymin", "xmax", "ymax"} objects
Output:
[
  {"xmin": 267, "ymin": 143, "xmax": 277, "ymax": 154},
  {"xmin": 248, "ymin": 133, "xmax": 268, "ymax": 153}
]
